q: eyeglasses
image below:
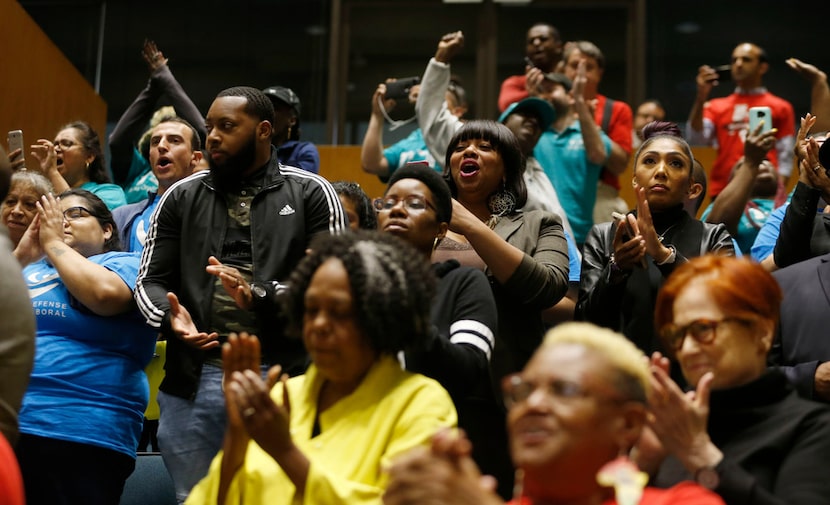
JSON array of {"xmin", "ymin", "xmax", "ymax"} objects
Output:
[
  {"xmin": 501, "ymin": 374, "xmax": 623, "ymax": 409},
  {"xmin": 372, "ymin": 195, "xmax": 435, "ymax": 213},
  {"xmin": 55, "ymin": 139, "xmax": 79, "ymax": 150},
  {"xmin": 63, "ymin": 206, "xmax": 95, "ymax": 221},
  {"xmin": 659, "ymin": 317, "xmax": 748, "ymax": 351}
]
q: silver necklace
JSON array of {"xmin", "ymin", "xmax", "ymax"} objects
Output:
[{"xmin": 657, "ymin": 222, "xmax": 680, "ymax": 243}]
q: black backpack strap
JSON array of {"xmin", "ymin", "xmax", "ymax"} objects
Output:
[{"xmin": 601, "ymin": 97, "xmax": 615, "ymax": 134}]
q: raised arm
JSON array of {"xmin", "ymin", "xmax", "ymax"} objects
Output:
[
  {"xmin": 108, "ymin": 40, "xmax": 169, "ymax": 185},
  {"xmin": 360, "ymin": 83, "xmax": 394, "ymax": 177},
  {"xmin": 29, "ymin": 141, "xmax": 69, "ymax": 195},
  {"xmin": 109, "ymin": 40, "xmax": 206, "ymax": 187},
  {"xmin": 151, "ymin": 50, "xmax": 206, "ymax": 145},
  {"xmin": 773, "ymin": 115, "xmax": 830, "ymax": 268},
  {"xmin": 705, "ymin": 125, "xmax": 777, "ymax": 235},
  {"xmin": 787, "ymin": 58, "xmax": 830, "ymax": 133},
  {"xmin": 687, "ymin": 65, "xmax": 718, "ymax": 143},
  {"xmin": 416, "ymin": 31, "xmax": 465, "ymax": 165},
  {"xmin": 572, "ymin": 61, "xmax": 610, "ymax": 167}
]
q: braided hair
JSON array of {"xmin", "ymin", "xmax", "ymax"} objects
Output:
[
  {"xmin": 284, "ymin": 231, "xmax": 435, "ymax": 354},
  {"xmin": 332, "ymin": 181, "xmax": 377, "ymax": 230}
]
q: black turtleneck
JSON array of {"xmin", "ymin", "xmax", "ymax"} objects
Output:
[{"xmin": 655, "ymin": 368, "xmax": 830, "ymax": 505}]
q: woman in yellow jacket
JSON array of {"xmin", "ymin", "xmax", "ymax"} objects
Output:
[{"xmin": 186, "ymin": 232, "xmax": 457, "ymax": 505}]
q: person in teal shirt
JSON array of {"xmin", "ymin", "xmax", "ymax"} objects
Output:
[
  {"xmin": 30, "ymin": 121, "xmax": 127, "ymax": 210},
  {"xmin": 702, "ymin": 127, "xmax": 785, "ymax": 255}
]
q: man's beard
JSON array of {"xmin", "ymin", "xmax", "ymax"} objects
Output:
[{"xmin": 208, "ymin": 133, "xmax": 258, "ymax": 190}]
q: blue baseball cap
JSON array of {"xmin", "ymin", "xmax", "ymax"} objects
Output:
[{"xmin": 498, "ymin": 97, "xmax": 556, "ymax": 128}]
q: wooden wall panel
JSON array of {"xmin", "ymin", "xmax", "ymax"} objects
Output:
[
  {"xmin": 318, "ymin": 145, "xmax": 387, "ymax": 200},
  {"xmin": 0, "ymin": 0, "xmax": 106, "ymax": 169}
]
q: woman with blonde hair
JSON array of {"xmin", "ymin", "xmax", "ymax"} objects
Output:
[{"xmin": 383, "ymin": 321, "xmax": 725, "ymax": 505}]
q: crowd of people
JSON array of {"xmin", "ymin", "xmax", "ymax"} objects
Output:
[{"xmin": 2, "ymin": 25, "xmax": 830, "ymax": 505}]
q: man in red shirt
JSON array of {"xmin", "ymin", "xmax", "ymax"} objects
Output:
[
  {"xmin": 560, "ymin": 41, "xmax": 633, "ymax": 224},
  {"xmin": 498, "ymin": 23, "xmax": 563, "ymax": 113},
  {"xmin": 687, "ymin": 42, "xmax": 795, "ymax": 198}
]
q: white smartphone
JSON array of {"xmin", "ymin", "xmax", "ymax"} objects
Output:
[
  {"xmin": 611, "ymin": 211, "xmax": 634, "ymax": 241},
  {"xmin": 6, "ymin": 130, "xmax": 25, "ymax": 169},
  {"xmin": 748, "ymin": 106, "xmax": 773, "ymax": 134},
  {"xmin": 7, "ymin": 129, "xmax": 24, "ymax": 154}
]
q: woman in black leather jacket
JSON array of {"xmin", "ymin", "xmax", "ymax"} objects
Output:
[{"xmin": 576, "ymin": 121, "xmax": 734, "ymax": 363}]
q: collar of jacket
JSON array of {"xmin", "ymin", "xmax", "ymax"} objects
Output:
[{"xmin": 201, "ymin": 145, "xmax": 286, "ymax": 194}]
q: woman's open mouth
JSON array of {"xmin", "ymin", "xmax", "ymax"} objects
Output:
[{"xmin": 459, "ymin": 160, "xmax": 480, "ymax": 177}]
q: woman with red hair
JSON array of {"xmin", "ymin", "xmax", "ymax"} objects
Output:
[{"xmin": 641, "ymin": 255, "xmax": 830, "ymax": 504}]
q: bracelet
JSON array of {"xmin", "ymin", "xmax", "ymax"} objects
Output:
[{"xmin": 656, "ymin": 244, "xmax": 677, "ymax": 265}]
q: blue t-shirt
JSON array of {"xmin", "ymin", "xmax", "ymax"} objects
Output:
[
  {"xmin": 702, "ymin": 198, "xmax": 776, "ymax": 255},
  {"xmin": 80, "ymin": 181, "xmax": 128, "ymax": 210},
  {"xmin": 384, "ymin": 128, "xmax": 441, "ymax": 175},
  {"xmin": 751, "ymin": 204, "xmax": 787, "ymax": 261},
  {"xmin": 20, "ymin": 251, "xmax": 157, "ymax": 457},
  {"xmin": 127, "ymin": 195, "xmax": 160, "ymax": 253},
  {"xmin": 564, "ymin": 229, "xmax": 581, "ymax": 283},
  {"xmin": 533, "ymin": 122, "xmax": 611, "ymax": 244}
]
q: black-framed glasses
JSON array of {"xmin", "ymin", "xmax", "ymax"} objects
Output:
[
  {"xmin": 501, "ymin": 374, "xmax": 623, "ymax": 409},
  {"xmin": 372, "ymin": 195, "xmax": 435, "ymax": 213},
  {"xmin": 659, "ymin": 317, "xmax": 749, "ymax": 351},
  {"xmin": 63, "ymin": 206, "xmax": 95, "ymax": 221}
]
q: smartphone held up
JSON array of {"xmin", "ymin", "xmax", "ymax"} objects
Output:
[
  {"xmin": 384, "ymin": 77, "xmax": 420, "ymax": 101},
  {"xmin": 713, "ymin": 65, "xmax": 731, "ymax": 83},
  {"xmin": 6, "ymin": 129, "xmax": 25, "ymax": 170},
  {"xmin": 748, "ymin": 106, "xmax": 773, "ymax": 134}
]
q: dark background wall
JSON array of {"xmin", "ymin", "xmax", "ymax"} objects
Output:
[{"xmin": 18, "ymin": 0, "xmax": 828, "ymax": 145}]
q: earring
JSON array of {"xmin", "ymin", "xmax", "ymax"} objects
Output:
[
  {"xmin": 596, "ymin": 453, "xmax": 648, "ymax": 505},
  {"xmin": 432, "ymin": 236, "xmax": 441, "ymax": 254},
  {"xmin": 286, "ymin": 126, "xmax": 292, "ymax": 139},
  {"xmin": 512, "ymin": 468, "xmax": 524, "ymax": 502},
  {"xmin": 487, "ymin": 183, "xmax": 516, "ymax": 217},
  {"xmin": 85, "ymin": 161, "xmax": 90, "ymax": 170}
]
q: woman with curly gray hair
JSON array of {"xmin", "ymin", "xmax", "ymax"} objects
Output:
[{"xmin": 186, "ymin": 231, "xmax": 457, "ymax": 505}]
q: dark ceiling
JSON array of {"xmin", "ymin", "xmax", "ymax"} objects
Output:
[{"xmin": 19, "ymin": 0, "xmax": 829, "ymax": 145}]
